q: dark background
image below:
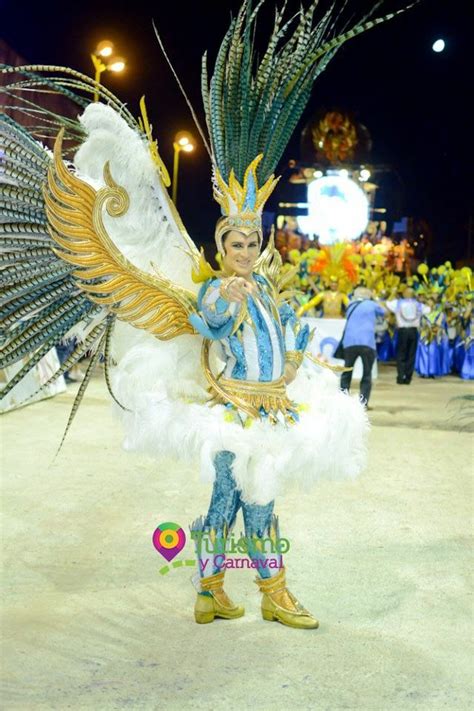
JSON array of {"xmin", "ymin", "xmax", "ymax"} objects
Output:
[{"xmin": 1, "ymin": 0, "xmax": 472, "ymax": 264}]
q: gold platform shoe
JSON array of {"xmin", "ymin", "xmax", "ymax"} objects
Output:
[
  {"xmin": 194, "ymin": 570, "xmax": 245, "ymax": 624},
  {"xmin": 256, "ymin": 567, "xmax": 319, "ymax": 629}
]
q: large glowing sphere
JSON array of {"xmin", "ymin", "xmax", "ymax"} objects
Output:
[
  {"xmin": 432, "ymin": 39, "xmax": 445, "ymax": 52},
  {"xmin": 306, "ymin": 175, "xmax": 369, "ymax": 244}
]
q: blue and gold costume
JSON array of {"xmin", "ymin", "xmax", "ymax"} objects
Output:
[
  {"xmin": 192, "ymin": 275, "xmax": 309, "ymax": 384},
  {"xmin": 189, "ymin": 273, "xmax": 318, "ymax": 626},
  {"xmin": 415, "ymin": 308, "xmax": 450, "ymax": 378}
]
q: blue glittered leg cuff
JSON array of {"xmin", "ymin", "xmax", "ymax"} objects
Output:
[
  {"xmin": 243, "ymin": 511, "xmax": 284, "ymax": 580},
  {"xmin": 190, "ymin": 514, "xmax": 229, "ymax": 583}
]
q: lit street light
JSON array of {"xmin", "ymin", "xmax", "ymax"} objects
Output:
[
  {"xmin": 96, "ymin": 40, "xmax": 114, "ymax": 58},
  {"xmin": 432, "ymin": 39, "xmax": 445, "ymax": 53},
  {"xmin": 91, "ymin": 40, "xmax": 126, "ymax": 102},
  {"xmin": 172, "ymin": 131, "xmax": 195, "ymax": 205},
  {"xmin": 108, "ymin": 58, "xmax": 126, "ymax": 73}
]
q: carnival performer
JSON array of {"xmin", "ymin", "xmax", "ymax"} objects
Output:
[
  {"xmin": 297, "ymin": 276, "xmax": 349, "ymax": 318},
  {"xmin": 189, "ymin": 220, "xmax": 318, "ymax": 627},
  {"xmin": 415, "ymin": 298, "xmax": 450, "ymax": 378},
  {"xmin": 458, "ymin": 300, "xmax": 474, "ymax": 380},
  {"xmin": 376, "ymin": 311, "xmax": 396, "ymax": 362},
  {"xmin": 1, "ymin": 1, "xmax": 412, "ymax": 631},
  {"xmin": 445, "ymin": 302, "xmax": 459, "ymax": 373}
]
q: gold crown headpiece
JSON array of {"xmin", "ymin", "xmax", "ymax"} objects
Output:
[{"xmin": 213, "ymin": 154, "xmax": 279, "ymax": 254}]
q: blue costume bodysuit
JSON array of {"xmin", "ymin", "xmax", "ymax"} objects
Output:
[{"xmin": 189, "ymin": 273, "xmax": 309, "ymax": 586}]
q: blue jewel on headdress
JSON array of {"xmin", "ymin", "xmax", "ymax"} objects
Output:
[{"xmin": 242, "ymin": 171, "xmax": 257, "ymax": 212}]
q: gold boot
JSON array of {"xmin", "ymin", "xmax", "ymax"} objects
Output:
[
  {"xmin": 256, "ymin": 567, "xmax": 319, "ymax": 629},
  {"xmin": 194, "ymin": 570, "xmax": 245, "ymax": 624}
]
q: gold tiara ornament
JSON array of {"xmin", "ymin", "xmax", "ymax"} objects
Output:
[{"xmin": 213, "ymin": 154, "xmax": 279, "ymax": 254}]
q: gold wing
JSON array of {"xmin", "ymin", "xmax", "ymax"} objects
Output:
[
  {"xmin": 44, "ymin": 130, "xmax": 198, "ymax": 341},
  {"xmin": 254, "ymin": 227, "xmax": 298, "ymax": 303}
]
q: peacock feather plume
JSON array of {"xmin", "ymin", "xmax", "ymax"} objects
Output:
[
  {"xmin": 0, "ymin": 115, "xmax": 111, "ymax": 441},
  {"xmin": 0, "ymin": 64, "xmax": 141, "ymax": 153},
  {"xmin": 203, "ymin": 0, "xmax": 414, "ymax": 188}
]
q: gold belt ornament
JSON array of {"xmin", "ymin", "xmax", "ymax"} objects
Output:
[
  {"xmin": 201, "ymin": 340, "xmax": 295, "ymax": 420},
  {"xmin": 214, "ymin": 376, "xmax": 295, "ymax": 417}
]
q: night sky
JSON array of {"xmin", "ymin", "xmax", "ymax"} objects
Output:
[{"xmin": 2, "ymin": 0, "xmax": 472, "ymax": 264}]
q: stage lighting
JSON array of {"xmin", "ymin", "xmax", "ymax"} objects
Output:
[{"xmin": 305, "ymin": 175, "xmax": 369, "ymax": 244}]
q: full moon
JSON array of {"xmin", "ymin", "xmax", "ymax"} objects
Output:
[{"xmin": 432, "ymin": 39, "xmax": 445, "ymax": 53}]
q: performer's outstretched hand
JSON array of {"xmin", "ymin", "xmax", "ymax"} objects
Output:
[{"xmin": 220, "ymin": 277, "xmax": 256, "ymax": 303}]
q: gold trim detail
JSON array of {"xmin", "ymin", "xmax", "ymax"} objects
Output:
[
  {"xmin": 214, "ymin": 155, "xmax": 279, "ymax": 217},
  {"xmin": 201, "ymin": 338, "xmax": 296, "ymax": 420},
  {"xmin": 304, "ymin": 351, "xmax": 353, "ymax": 373},
  {"xmin": 255, "ymin": 566, "xmax": 288, "ymax": 595},
  {"xmin": 138, "ymin": 95, "xmax": 171, "ymax": 187},
  {"xmin": 201, "ymin": 340, "xmax": 260, "ymax": 419},
  {"xmin": 215, "ymin": 375, "xmax": 296, "ymax": 421},
  {"xmin": 44, "ymin": 129, "xmax": 198, "ymax": 341},
  {"xmin": 256, "ymin": 567, "xmax": 319, "ymax": 627},
  {"xmin": 285, "ymin": 351, "xmax": 304, "ymax": 368},
  {"xmin": 213, "ymin": 155, "xmax": 279, "ymax": 254},
  {"xmin": 200, "ymin": 570, "xmax": 226, "ymax": 592}
]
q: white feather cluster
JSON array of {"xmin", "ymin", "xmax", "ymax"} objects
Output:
[
  {"xmin": 111, "ymin": 332, "xmax": 368, "ymax": 505},
  {"xmin": 74, "ymin": 103, "xmax": 197, "ymax": 290}
]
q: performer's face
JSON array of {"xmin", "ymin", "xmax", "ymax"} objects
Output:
[{"xmin": 222, "ymin": 230, "xmax": 260, "ymax": 278}]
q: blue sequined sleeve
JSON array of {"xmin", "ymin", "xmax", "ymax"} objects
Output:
[{"xmin": 188, "ymin": 278, "xmax": 239, "ymax": 340}]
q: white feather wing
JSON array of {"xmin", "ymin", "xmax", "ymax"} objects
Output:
[{"xmin": 72, "ymin": 103, "xmax": 207, "ymax": 405}]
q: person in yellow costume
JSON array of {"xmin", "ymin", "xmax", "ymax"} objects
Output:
[{"xmin": 297, "ymin": 277, "xmax": 349, "ymax": 318}]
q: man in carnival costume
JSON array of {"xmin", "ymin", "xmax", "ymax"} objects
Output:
[
  {"xmin": 188, "ymin": 157, "xmax": 321, "ymax": 627},
  {"xmin": 0, "ymin": 1, "xmax": 411, "ymax": 629}
]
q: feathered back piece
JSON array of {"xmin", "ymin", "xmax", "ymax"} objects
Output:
[
  {"xmin": 0, "ymin": 64, "xmax": 141, "ymax": 156},
  {"xmin": 203, "ymin": 0, "xmax": 412, "ymax": 249},
  {"xmin": 0, "ymin": 66, "xmax": 170, "ymax": 447}
]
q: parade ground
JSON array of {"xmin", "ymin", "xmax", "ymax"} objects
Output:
[{"xmin": 1, "ymin": 364, "xmax": 473, "ymax": 710}]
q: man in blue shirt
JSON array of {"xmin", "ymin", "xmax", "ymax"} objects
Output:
[{"xmin": 340, "ymin": 287, "xmax": 386, "ymax": 407}]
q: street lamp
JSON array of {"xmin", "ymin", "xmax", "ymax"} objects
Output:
[
  {"xmin": 91, "ymin": 40, "xmax": 126, "ymax": 102},
  {"xmin": 172, "ymin": 131, "xmax": 195, "ymax": 205},
  {"xmin": 96, "ymin": 39, "xmax": 114, "ymax": 58}
]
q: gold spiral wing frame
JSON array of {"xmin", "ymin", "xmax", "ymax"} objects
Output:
[{"xmin": 44, "ymin": 129, "xmax": 198, "ymax": 341}]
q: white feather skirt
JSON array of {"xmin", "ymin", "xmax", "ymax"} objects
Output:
[{"xmin": 111, "ymin": 326, "xmax": 368, "ymax": 506}]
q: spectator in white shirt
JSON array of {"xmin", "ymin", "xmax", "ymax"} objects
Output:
[{"xmin": 386, "ymin": 287, "xmax": 430, "ymax": 384}]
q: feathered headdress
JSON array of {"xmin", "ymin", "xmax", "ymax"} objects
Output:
[
  {"xmin": 310, "ymin": 243, "xmax": 359, "ymax": 287},
  {"xmin": 201, "ymin": 0, "xmax": 412, "ymax": 253}
]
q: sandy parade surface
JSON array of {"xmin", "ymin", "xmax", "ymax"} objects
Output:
[{"xmin": 1, "ymin": 363, "xmax": 473, "ymax": 710}]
